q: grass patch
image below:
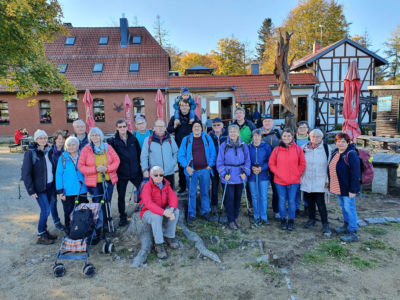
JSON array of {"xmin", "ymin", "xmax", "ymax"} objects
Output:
[
  {"xmin": 226, "ymin": 240, "xmax": 240, "ymax": 249},
  {"xmin": 363, "ymin": 226, "xmax": 388, "ymax": 236},
  {"xmin": 350, "ymin": 257, "xmax": 372, "ymax": 269},
  {"xmin": 161, "ymin": 262, "xmax": 169, "ymax": 267},
  {"xmin": 386, "ymin": 222, "xmax": 400, "ymax": 229},
  {"xmin": 117, "ymin": 248, "xmax": 130, "ymax": 256},
  {"xmin": 362, "ymin": 239, "xmax": 387, "ymax": 250},
  {"xmin": 303, "ymin": 250, "xmax": 327, "ymax": 264},
  {"xmin": 188, "ymin": 255, "xmax": 196, "ymax": 260},
  {"xmin": 320, "ymin": 241, "xmax": 349, "ymax": 259},
  {"xmin": 206, "ymin": 244, "xmax": 224, "ymax": 253},
  {"xmin": 245, "ymin": 261, "xmax": 283, "ymax": 278},
  {"xmin": 195, "ymin": 222, "xmax": 224, "ymax": 239},
  {"xmin": 147, "ymin": 252, "xmax": 157, "ymax": 262}
]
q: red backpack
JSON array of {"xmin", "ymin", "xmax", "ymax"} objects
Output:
[{"xmin": 344, "ymin": 148, "xmax": 374, "ymax": 184}]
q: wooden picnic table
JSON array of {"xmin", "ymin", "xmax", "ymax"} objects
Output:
[
  {"xmin": 20, "ymin": 137, "xmax": 33, "ymax": 151},
  {"xmin": 370, "ymin": 137, "xmax": 400, "ymax": 150},
  {"xmin": 371, "ymin": 153, "xmax": 400, "ymax": 194}
]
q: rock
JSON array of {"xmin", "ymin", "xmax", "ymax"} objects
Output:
[
  {"xmin": 115, "ymin": 255, "xmax": 121, "ymax": 261},
  {"xmin": 256, "ymin": 255, "xmax": 269, "ymax": 263},
  {"xmin": 220, "ymin": 265, "xmax": 226, "ymax": 271},
  {"xmin": 281, "ymin": 268, "xmax": 289, "ymax": 274},
  {"xmin": 364, "ymin": 217, "xmax": 387, "ymax": 224},
  {"xmin": 366, "ymin": 247, "xmax": 371, "ymax": 251},
  {"xmin": 357, "ymin": 219, "xmax": 368, "ymax": 227},
  {"xmin": 31, "ymin": 258, "xmax": 38, "ymax": 264},
  {"xmin": 249, "ymin": 265, "xmax": 253, "ymax": 270},
  {"xmin": 384, "ymin": 217, "xmax": 397, "ymax": 222},
  {"xmin": 396, "ymin": 218, "xmax": 400, "ymax": 222}
]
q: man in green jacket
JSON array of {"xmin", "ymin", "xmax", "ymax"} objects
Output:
[{"xmin": 233, "ymin": 107, "xmax": 256, "ymax": 144}]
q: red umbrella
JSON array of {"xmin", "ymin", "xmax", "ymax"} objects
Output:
[
  {"xmin": 155, "ymin": 89, "xmax": 165, "ymax": 120},
  {"xmin": 83, "ymin": 89, "xmax": 95, "ymax": 133},
  {"xmin": 342, "ymin": 60, "xmax": 362, "ymax": 142},
  {"xmin": 124, "ymin": 94, "xmax": 133, "ymax": 131},
  {"xmin": 194, "ymin": 94, "xmax": 201, "ymax": 118}
]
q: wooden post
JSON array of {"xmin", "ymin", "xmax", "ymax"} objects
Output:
[{"xmin": 274, "ymin": 32, "xmax": 296, "ymax": 131}]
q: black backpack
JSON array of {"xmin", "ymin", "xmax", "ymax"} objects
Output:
[{"xmin": 69, "ymin": 206, "xmax": 94, "ymax": 240}]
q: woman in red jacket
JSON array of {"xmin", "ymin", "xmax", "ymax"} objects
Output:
[
  {"xmin": 78, "ymin": 127, "xmax": 120, "ymax": 230},
  {"xmin": 140, "ymin": 166, "xmax": 179, "ymax": 259},
  {"xmin": 269, "ymin": 128, "xmax": 306, "ymax": 231}
]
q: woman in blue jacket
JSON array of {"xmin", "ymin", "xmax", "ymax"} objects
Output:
[
  {"xmin": 56, "ymin": 136, "xmax": 88, "ymax": 233},
  {"xmin": 248, "ymin": 129, "xmax": 271, "ymax": 226}
]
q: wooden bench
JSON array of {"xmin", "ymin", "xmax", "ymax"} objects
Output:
[
  {"xmin": 8, "ymin": 144, "xmax": 22, "ymax": 153},
  {"xmin": 371, "ymin": 153, "xmax": 400, "ymax": 194}
]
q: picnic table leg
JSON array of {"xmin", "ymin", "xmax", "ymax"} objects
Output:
[{"xmin": 372, "ymin": 167, "xmax": 389, "ymax": 195}]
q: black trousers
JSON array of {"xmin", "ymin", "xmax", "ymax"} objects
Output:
[
  {"xmin": 304, "ymin": 192, "xmax": 328, "ymax": 224},
  {"xmin": 224, "ymin": 183, "xmax": 243, "ymax": 223},
  {"xmin": 165, "ymin": 174, "xmax": 175, "ymax": 190},
  {"xmin": 116, "ymin": 178, "xmax": 141, "ymax": 219},
  {"xmin": 62, "ymin": 195, "xmax": 88, "ymax": 232},
  {"xmin": 178, "ymin": 164, "xmax": 187, "ymax": 191},
  {"xmin": 211, "ymin": 166, "xmax": 220, "ymax": 207},
  {"xmin": 269, "ymin": 171, "xmax": 279, "ymax": 213}
]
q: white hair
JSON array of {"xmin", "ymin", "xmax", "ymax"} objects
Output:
[
  {"xmin": 310, "ymin": 129, "xmax": 324, "ymax": 137},
  {"xmin": 72, "ymin": 119, "xmax": 85, "ymax": 128},
  {"xmin": 228, "ymin": 124, "xmax": 240, "ymax": 133},
  {"xmin": 150, "ymin": 166, "xmax": 164, "ymax": 176},
  {"xmin": 88, "ymin": 127, "xmax": 104, "ymax": 142},
  {"xmin": 64, "ymin": 136, "xmax": 79, "ymax": 150}
]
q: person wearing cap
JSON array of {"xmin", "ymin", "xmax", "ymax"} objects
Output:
[
  {"xmin": 173, "ymin": 86, "xmax": 197, "ymax": 128},
  {"xmin": 178, "ymin": 120, "xmax": 217, "ymax": 225},
  {"xmin": 261, "ymin": 114, "xmax": 281, "ymax": 220},
  {"xmin": 208, "ymin": 118, "xmax": 228, "ymax": 214},
  {"xmin": 167, "ymin": 98, "xmax": 200, "ymax": 195},
  {"xmin": 134, "ymin": 116, "xmax": 152, "ymax": 149},
  {"xmin": 233, "ymin": 107, "xmax": 256, "ymax": 145},
  {"xmin": 21, "ymin": 130, "xmax": 63, "ymax": 245}
]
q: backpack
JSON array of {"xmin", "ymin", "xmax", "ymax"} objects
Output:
[
  {"xmin": 344, "ymin": 148, "xmax": 374, "ymax": 184},
  {"xmin": 69, "ymin": 206, "xmax": 94, "ymax": 240}
]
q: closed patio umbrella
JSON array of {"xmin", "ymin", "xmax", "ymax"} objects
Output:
[
  {"xmin": 124, "ymin": 94, "xmax": 133, "ymax": 131},
  {"xmin": 83, "ymin": 89, "xmax": 95, "ymax": 132},
  {"xmin": 342, "ymin": 60, "xmax": 362, "ymax": 142},
  {"xmin": 155, "ymin": 89, "xmax": 165, "ymax": 120},
  {"xmin": 194, "ymin": 94, "xmax": 201, "ymax": 118}
]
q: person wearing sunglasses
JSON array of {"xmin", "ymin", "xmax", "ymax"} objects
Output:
[
  {"xmin": 140, "ymin": 166, "xmax": 179, "ymax": 259},
  {"xmin": 107, "ymin": 119, "xmax": 143, "ymax": 226}
]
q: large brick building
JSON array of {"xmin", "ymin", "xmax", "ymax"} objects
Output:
[{"xmin": 0, "ymin": 18, "xmax": 319, "ymax": 137}]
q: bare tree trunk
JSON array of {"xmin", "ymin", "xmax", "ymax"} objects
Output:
[{"xmin": 274, "ymin": 32, "xmax": 296, "ymax": 131}]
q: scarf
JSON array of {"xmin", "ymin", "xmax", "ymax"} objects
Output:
[
  {"xmin": 91, "ymin": 141, "xmax": 108, "ymax": 155},
  {"xmin": 306, "ymin": 141, "xmax": 321, "ymax": 150},
  {"xmin": 296, "ymin": 133, "xmax": 309, "ymax": 140}
]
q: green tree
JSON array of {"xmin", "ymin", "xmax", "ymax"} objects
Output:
[
  {"xmin": 212, "ymin": 37, "xmax": 247, "ymax": 75},
  {"xmin": 384, "ymin": 25, "xmax": 400, "ymax": 84},
  {"xmin": 351, "ymin": 30, "xmax": 372, "ymax": 48},
  {"xmin": 256, "ymin": 18, "xmax": 274, "ymax": 62},
  {"xmin": 0, "ymin": 0, "xmax": 75, "ymax": 99}
]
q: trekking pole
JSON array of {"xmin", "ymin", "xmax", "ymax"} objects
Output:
[
  {"xmin": 218, "ymin": 168, "xmax": 230, "ymax": 224},
  {"xmin": 241, "ymin": 168, "xmax": 252, "ymax": 227},
  {"xmin": 101, "ymin": 173, "xmax": 114, "ymax": 233},
  {"xmin": 185, "ymin": 159, "xmax": 193, "ymax": 222}
]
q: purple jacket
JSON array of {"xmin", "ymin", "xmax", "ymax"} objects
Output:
[{"xmin": 216, "ymin": 138, "xmax": 251, "ymax": 184}]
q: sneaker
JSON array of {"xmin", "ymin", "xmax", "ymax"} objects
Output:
[
  {"xmin": 234, "ymin": 219, "xmax": 241, "ymax": 229},
  {"xmin": 202, "ymin": 213, "xmax": 217, "ymax": 222},
  {"xmin": 287, "ymin": 219, "xmax": 295, "ymax": 231},
  {"xmin": 55, "ymin": 223, "xmax": 66, "ymax": 231},
  {"xmin": 335, "ymin": 222, "xmax": 349, "ymax": 234},
  {"xmin": 280, "ymin": 218, "xmax": 287, "ymax": 230},
  {"xmin": 165, "ymin": 237, "xmax": 179, "ymax": 249},
  {"xmin": 37, "ymin": 234, "xmax": 55, "ymax": 245},
  {"xmin": 340, "ymin": 231, "xmax": 359, "ymax": 243},
  {"xmin": 322, "ymin": 223, "xmax": 332, "ymax": 237},
  {"xmin": 304, "ymin": 219, "xmax": 316, "ymax": 229},
  {"xmin": 229, "ymin": 222, "xmax": 238, "ymax": 230},
  {"xmin": 274, "ymin": 213, "xmax": 280, "ymax": 220},
  {"xmin": 187, "ymin": 216, "xmax": 196, "ymax": 226},
  {"xmin": 44, "ymin": 231, "xmax": 57, "ymax": 240},
  {"xmin": 155, "ymin": 244, "xmax": 168, "ymax": 259},
  {"xmin": 261, "ymin": 219, "xmax": 271, "ymax": 226},
  {"xmin": 119, "ymin": 218, "xmax": 128, "ymax": 227}
]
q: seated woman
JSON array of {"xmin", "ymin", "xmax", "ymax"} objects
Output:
[
  {"xmin": 56, "ymin": 136, "xmax": 88, "ymax": 234},
  {"xmin": 139, "ymin": 166, "xmax": 179, "ymax": 259},
  {"xmin": 78, "ymin": 127, "xmax": 120, "ymax": 231}
]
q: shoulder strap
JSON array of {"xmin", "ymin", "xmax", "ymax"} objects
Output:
[
  {"xmin": 323, "ymin": 143, "xmax": 329, "ymax": 160},
  {"xmin": 30, "ymin": 150, "xmax": 38, "ymax": 165},
  {"xmin": 62, "ymin": 156, "xmax": 67, "ymax": 169}
]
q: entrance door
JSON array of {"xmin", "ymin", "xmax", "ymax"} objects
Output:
[
  {"xmin": 297, "ymin": 97, "xmax": 308, "ymax": 122},
  {"xmin": 221, "ymin": 98, "xmax": 232, "ymax": 126}
]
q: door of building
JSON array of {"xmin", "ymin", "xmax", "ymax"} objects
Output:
[{"xmin": 297, "ymin": 96, "xmax": 308, "ymax": 123}]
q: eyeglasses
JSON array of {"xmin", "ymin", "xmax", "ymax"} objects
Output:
[
  {"xmin": 212, "ymin": 124, "xmax": 221, "ymax": 127},
  {"xmin": 180, "ymin": 104, "xmax": 190, "ymax": 107},
  {"xmin": 153, "ymin": 174, "xmax": 164, "ymax": 177},
  {"xmin": 117, "ymin": 125, "xmax": 127, "ymax": 129}
]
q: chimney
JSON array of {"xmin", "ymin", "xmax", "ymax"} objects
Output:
[
  {"xmin": 313, "ymin": 41, "xmax": 321, "ymax": 53},
  {"xmin": 120, "ymin": 17, "xmax": 129, "ymax": 47},
  {"xmin": 63, "ymin": 23, "xmax": 73, "ymax": 29},
  {"xmin": 251, "ymin": 63, "xmax": 259, "ymax": 75}
]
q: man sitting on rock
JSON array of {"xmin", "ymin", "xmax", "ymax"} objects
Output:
[{"xmin": 139, "ymin": 166, "xmax": 179, "ymax": 259}]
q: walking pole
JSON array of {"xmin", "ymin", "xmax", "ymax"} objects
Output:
[
  {"xmin": 218, "ymin": 168, "xmax": 230, "ymax": 224},
  {"xmin": 241, "ymin": 168, "xmax": 251, "ymax": 227},
  {"xmin": 101, "ymin": 173, "xmax": 114, "ymax": 233},
  {"xmin": 185, "ymin": 159, "xmax": 193, "ymax": 222}
]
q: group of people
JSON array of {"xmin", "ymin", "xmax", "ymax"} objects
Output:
[{"xmin": 21, "ymin": 87, "xmax": 361, "ymax": 260}]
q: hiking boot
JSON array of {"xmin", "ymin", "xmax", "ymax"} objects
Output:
[
  {"xmin": 202, "ymin": 213, "xmax": 217, "ymax": 222},
  {"xmin": 229, "ymin": 222, "xmax": 238, "ymax": 230},
  {"xmin": 340, "ymin": 231, "xmax": 359, "ymax": 243},
  {"xmin": 234, "ymin": 219, "xmax": 241, "ymax": 229},
  {"xmin": 119, "ymin": 218, "xmax": 128, "ymax": 227},
  {"xmin": 187, "ymin": 216, "xmax": 196, "ymax": 226},
  {"xmin": 45, "ymin": 231, "xmax": 57, "ymax": 240},
  {"xmin": 280, "ymin": 218, "xmax": 287, "ymax": 230},
  {"xmin": 55, "ymin": 223, "xmax": 66, "ymax": 231},
  {"xmin": 274, "ymin": 212, "xmax": 280, "ymax": 220},
  {"xmin": 165, "ymin": 237, "xmax": 179, "ymax": 249},
  {"xmin": 335, "ymin": 222, "xmax": 349, "ymax": 234},
  {"xmin": 37, "ymin": 234, "xmax": 55, "ymax": 245},
  {"xmin": 304, "ymin": 219, "xmax": 316, "ymax": 229},
  {"xmin": 261, "ymin": 219, "xmax": 271, "ymax": 226},
  {"xmin": 322, "ymin": 223, "xmax": 332, "ymax": 237},
  {"xmin": 155, "ymin": 244, "xmax": 168, "ymax": 259},
  {"xmin": 287, "ymin": 219, "xmax": 295, "ymax": 231}
]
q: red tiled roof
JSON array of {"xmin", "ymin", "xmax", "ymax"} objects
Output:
[
  {"xmin": 44, "ymin": 27, "xmax": 169, "ymax": 90},
  {"xmin": 169, "ymin": 73, "xmax": 318, "ymax": 102}
]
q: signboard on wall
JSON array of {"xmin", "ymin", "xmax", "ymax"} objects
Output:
[{"xmin": 377, "ymin": 96, "xmax": 392, "ymax": 112}]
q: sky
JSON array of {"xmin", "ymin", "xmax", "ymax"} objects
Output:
[{"xmin": 59, "ymin": 0, "xmax": 400, "ymax": 57}]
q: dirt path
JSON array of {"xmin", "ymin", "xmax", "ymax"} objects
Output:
[{"xmin": 1, "ymin": 149, "xmax": 400, "ymax": 299}]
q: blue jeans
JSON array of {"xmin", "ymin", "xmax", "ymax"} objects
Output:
[
  {"xmin": 186, "ymin": 169, "xmax": 211, "ymax": 218},
  {"xmin": 248, "ymin": 180, "xmax": 269, "ymax": 221},
  {"xmin": 275, "ymin": 183, "xmax": 299, "ymax": 220},
  {"xmin": 336, "ymin": 195, "xmax": 358, "ymax": 231},
  {"xmin": 36, "ymin": 183, "xmax": 57, "ymax": 235},
  {"xmin": 50, "ymin": 191, "xmax": 61, "ymax": 226},
  {"xmin": 295, "ymin": 189, "xmax": 308, "ymax": 210}
]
